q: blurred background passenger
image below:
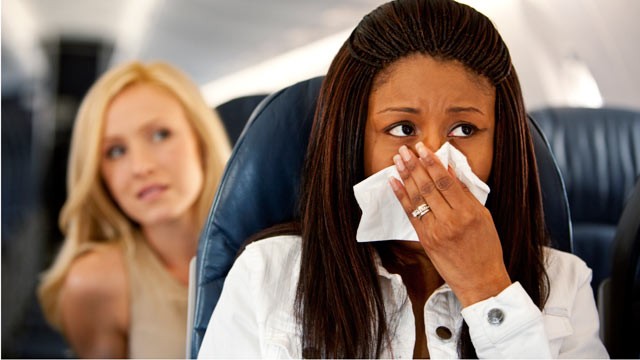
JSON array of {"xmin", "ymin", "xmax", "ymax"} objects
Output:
[{"xmin": 37, "ymin": 61, "xmax": 231, "ymax": 358}]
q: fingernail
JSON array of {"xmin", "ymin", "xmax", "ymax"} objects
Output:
[
  {"xmin": 415, "ymin": 142, "xmax": 428, "ymax": 158},
  {"xmin": 399, "ymin": 145, "xmax": 411, "ymax": 161},
  {"xmin": 393, "ymin": 154, "xmax": 405, "ymax": 171}
]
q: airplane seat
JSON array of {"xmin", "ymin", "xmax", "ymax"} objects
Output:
[
  {"xmin": 598, "ymin": 177, "xmax": 640, "ymax": 358},
  {"xmin": 214, "ymin": 94, "xmax": 269, "ymax": 146},
  {"xmin": 190, "ymin": 76, "xmax": 573, "ymax": 358},
  {"xmin": 190, "ymin": 77, "xmax": 322, "ymax": 358},
  {"xmin": 530, "ymin": 107, "xmax": 640, "ymax": 297},
  {"xmin": 1, "ymin": 96, "xmax": 72, "ymax": 358}
]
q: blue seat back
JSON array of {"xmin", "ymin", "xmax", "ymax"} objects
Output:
[
  {"xmin": 599, "ymin": 177, "xmax": 640, "ymax": 358},
  {"xmin": 215, "ymin": 94, "xmax": 269, "ymax": 145},
  {"xmin": 531, "ymin": 107, "xmax": 640, "ymax": 294}
]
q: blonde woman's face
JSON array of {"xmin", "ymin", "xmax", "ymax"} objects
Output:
[{"xmin": 100, "ymin": 83, "xmax": 204, "ymax": 227}]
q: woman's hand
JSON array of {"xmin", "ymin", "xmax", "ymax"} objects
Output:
[{"xmin": 389, "ymin": 142, "xmax": 512, "ymax": 307}]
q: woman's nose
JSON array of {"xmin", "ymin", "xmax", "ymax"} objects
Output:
[
  {"xmin": 414, "ymin": 134, "xmax": 445, "ymax": 154},
  {"xmin": 130, "ymin": 146, "xmax": 155, "ymax": 177}
]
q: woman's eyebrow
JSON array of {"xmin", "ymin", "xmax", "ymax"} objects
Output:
[
  {"xmin": 101, "ymin": 134, "xmax": 122, "ymax": 143},
  {"xmin": 376, "ymin": 106, "xmax": 420, "ymax": 114},
  {"xmin": 447, "ymin": 106, "xmax": 485, "ymax": 115}
]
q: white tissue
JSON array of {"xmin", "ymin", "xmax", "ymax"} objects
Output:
[{"xmin": 353, "ymin": 142, "xmax": 490, "ymax": 242}]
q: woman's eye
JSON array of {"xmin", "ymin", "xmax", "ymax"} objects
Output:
[
  {"xmin": 151, "ymin": 128, "xmax": 171, "ymax": 142},
  {"xmin": 105, "ymin": 145, "xmax": 126, "ymax": 159},
  {"xmin": 448, "ymin": 124, "xmax": 476, "ymax": 137},
  {"xmin": 388, "ymin": 123, "xmax": 416, "ymax": 137}
]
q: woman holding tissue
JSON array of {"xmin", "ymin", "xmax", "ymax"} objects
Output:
[{"xmin": 199, "ymin": 0, "xmax": 608, "ymax": 358}]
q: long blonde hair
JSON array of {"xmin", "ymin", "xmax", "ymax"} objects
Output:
[{"xmin": 38, "ymin": 61, "xmax": 231, "ymax": 328}]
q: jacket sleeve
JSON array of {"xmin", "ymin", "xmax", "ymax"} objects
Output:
[
  {"xmin": 461, "ymin": 281, "xmax": 553, "ymax": 358},
  {"xmin": 198, "ymin": 249, "xmax": 263, "ymax": 359},
  {"xmin": 461, "ymin": 265, "xmax": 609, "ymax": 359}
]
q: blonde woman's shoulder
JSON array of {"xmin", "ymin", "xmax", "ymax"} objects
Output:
[
  {"xmin": 59, "ymin": 242, "xmax": 129, "ymax": 357},
  {"xmin": 62, "ymin": 242, "xmax": 127, "ymax": 301}
]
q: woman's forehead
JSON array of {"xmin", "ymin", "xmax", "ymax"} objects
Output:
[{"xmin": 372, "ymin": 54, "xmax": 494, "ymax": 95}]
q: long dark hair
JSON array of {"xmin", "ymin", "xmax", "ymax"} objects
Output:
[{"xmin": 293, "ymin": 0, "xmax": 550, "ymax": 357}]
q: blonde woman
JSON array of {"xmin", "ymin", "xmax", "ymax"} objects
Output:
[{"xmin": 38, "ymin": 61, "xmax": 231, "ymax": 358}]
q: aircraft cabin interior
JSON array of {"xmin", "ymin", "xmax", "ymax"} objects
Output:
[{"xmin": 2, "ymin": 0, "xmax": 639, "ymax": 358}]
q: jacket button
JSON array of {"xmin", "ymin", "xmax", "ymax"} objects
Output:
[
  {"xmin": 435, "ymin": 326, "xmax": 452, "ymax": 340},
  {"xmin": 487, "ymin": 308, "xmax": 505, "ymax": 325}
]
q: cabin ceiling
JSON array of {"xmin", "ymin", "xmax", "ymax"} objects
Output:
[{"xmin": 2, "ymin": 0, "xmax": 640, "ymax": 109}]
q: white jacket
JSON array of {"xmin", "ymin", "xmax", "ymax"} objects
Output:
[{"xmin": 199, "ymin": 235, "xmax": 608, "ymax": 358}]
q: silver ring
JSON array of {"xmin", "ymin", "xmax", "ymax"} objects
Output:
[{"xmin": 411, "ymin": 203, "xmax": 430, "ymax": 219}]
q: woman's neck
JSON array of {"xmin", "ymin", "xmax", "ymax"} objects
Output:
[
  {"xmin": 378, "ymin": 241, "xmax": 444, "ymax": 300},
  {"xmin": 139, "ymin": 211, "xmax": 200, "ymax": 285}
]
